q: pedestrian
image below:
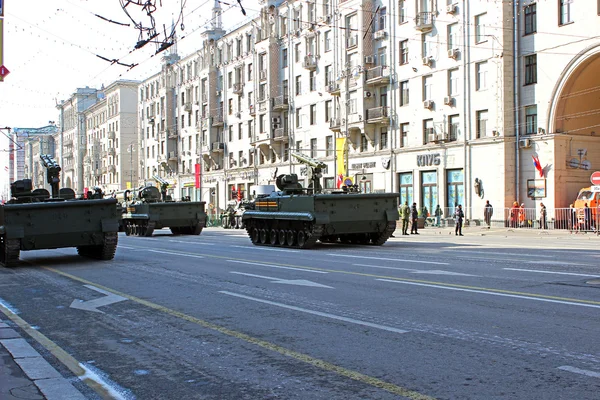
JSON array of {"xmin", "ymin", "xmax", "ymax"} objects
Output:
[
  {"xmin": 454, "ymin": 204, "xmax": 464, "ymax": 236},
  {"xmin": 539, "ymin": 202, "xmax": 548, "ymax": 229},
  {"xmin": 510, "ymin": 201, "xmax": 519, "ymax": 228},
  {"xmin": 434, "ymin": 205, "xmax": 443, "ymax": 227},
  {"xmin": 584, "ymin": 203, "xmax": 592, "ymax": 231},
  {"xmin": 569, "ymin": 204, "xmax": 577, "ymax": 232},
  {"xmin": 410, "ymin": 202, "xmax": 419, "ymax": 234},
  {"xmin": 484, "ymin": 200, "xmax": 493, "ymax": 228},
  {"xmin": 400, "ymin": 202, "xmax": 410, "ymax": 235},
  {"xmin": 519, "ymin": 203, "xmax": 526, "ymax": 228}
]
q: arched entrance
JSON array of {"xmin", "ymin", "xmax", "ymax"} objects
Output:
[{"xmin": 549, "ymin": 45, "xmax": 600, "ymax": 135}]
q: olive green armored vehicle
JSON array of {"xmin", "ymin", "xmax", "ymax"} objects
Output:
[
  {"xmin": 0, "ymin": 155, "xmax": 119, "ymax": 267},
  {"xmin": 242, "ymin": 153, "xmax": 399, "ymax": 249},
  {"xmin": 121, "ymin": 184, "xmax": 207, "ymax": 237}
]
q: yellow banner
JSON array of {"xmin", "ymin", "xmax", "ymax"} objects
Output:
[
  {"xmin": 0, "ymin": 18, "xmax": 3, "ymax": 82},
  {"xmin": 336, "ymin": 137, "xmax": 347, "ymax": 178},
  {"xmin": 126, "ymin": 181, "xmax": 132, "ymax": 189}
]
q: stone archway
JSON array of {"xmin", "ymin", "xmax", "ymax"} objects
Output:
[{"xmin": 549, "ymin": 45, "xmax": 600, "ymax": 135}]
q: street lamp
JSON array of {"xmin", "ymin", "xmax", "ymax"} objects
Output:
[{"xmin": 127, "ymin": 143, "xmax": 136, "ymax": 189}]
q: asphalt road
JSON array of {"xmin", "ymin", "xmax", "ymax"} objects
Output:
[{"xmin": 1, "ymin": 229, "xmax": 599, "ymax": 400}]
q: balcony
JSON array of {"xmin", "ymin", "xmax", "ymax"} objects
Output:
[
  {"xmin": 302, "ymin": 55, "xmax": 317, "ymax": 70},
  {"xmin": 366, "ymin": 106, "xmax": 390, "ymax": 125},
  {"xmin": 108, "ymin": 148, "xmax": 116, "ymax": 156},
  {"xmin": 251, "ymin": 132, "xmax": 272, "ymax": 145},
  {"xmin": 184, "ymin": 102, "xmax": 192, "ymax": 112},
  {"xmin": 211, "ymin": 142, "xmax": 225, "ymax": 152},
  {"xmin": 414, "ymin": 12, "xmax": 433, "ymax": 32},
  {"xmin": 63, "ymin": 139, "xmax": 73, "ymax": 148},
  {"xmin": 326, "ymin": 83, "xmax": 341, "ymax": 96},
  {"xmin": 259, "ymin": 70, "xmax": 267, "ymax": 81},
  {"xmin": 108, "ymin": 165, "xmax": 116, "ymax": 174},
  {"xmin": 108, "ymin": 131, "xmax": 116, "ymax": 140},
  {"xmin": 233, "ymin": 82, "xmax": 243, "ymax": 94},
  {"xmin": 169, "ymin": 151, "xmax": 178, "ymax": 160},
  {"xmin": 273, "ymin": 127, "xmax": 289, "ymax": 142},
  {"xmin": 365, "ymin": 66, "xmax": 391, "ymax": 86},
  {"xmin": 272, "ymin": 95, "xmax": 289, "ymax": 111},
  {"xmin": 329, "ymin": 118, "xmax": 341, "ymax": 131},
  {"xmin": 212, "ymin": 112, "xmax": 224, "ymax": 126}
]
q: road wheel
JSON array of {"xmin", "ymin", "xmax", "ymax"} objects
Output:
[
  {"xmin": 259, "ymin": 229, "xmax": 268, "ymax": 244},
  {"xmin": 286, "ymin": 230, "xmax": 295, "ymax": 246},
  {"xmin": 251, "ymin": 228, "xmax": 260, "ymax": 244},
  {"xmin": 297, "ymin": 230, "xmax": 306, "ymax": 248},
  {"xmin": 269, "ymin": 229, "xmax": 278, "ymax": 245},
  {"xmin": 124, "ymin": 223, "xmax": 131, "ymax": 236},
  {"xmin": 278, "ymin": 230, "xmax": 286, "ymax": 245}
]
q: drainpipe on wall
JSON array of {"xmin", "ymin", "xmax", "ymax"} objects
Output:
[
  {"xmin": 513, "ymin": 0, "xmax": 521, "ymax": 203},
  {"xmin": 389, "ymin": 0, "xmax": 396, "ymax": 193},
  {"xmin": 462, "ymin": 0, "xmax": 471, "ymax": 219}
]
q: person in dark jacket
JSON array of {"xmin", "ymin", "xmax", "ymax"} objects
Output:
[
  {"xmin": 539, "ymin": 203, "xmax": 548, "ymax": 229},
  {"xmin": 584, "ymin": 203, "xmax": 592, "ymax": 231},
  {"xmin": 410, "ymin": 203, "xmax": 419, "ymax": 234},
  {"xmin": 454, "ymin": 204, "xmax": 464, "ymax": 236}
]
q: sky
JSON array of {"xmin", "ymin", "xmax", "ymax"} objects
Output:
[{"xmin": 0, "ymin": 0, "xmax": 255, "ymax": 198}]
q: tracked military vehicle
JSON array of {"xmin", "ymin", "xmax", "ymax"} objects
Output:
[
  {"xmin": 242, "ymin": 153, "xmax": 399, "ymax": 249},
  {"xmin": 0, "ymin": 155, "xmax": 119, "ymax": 267},
  {"xmin": 121, "ymin": 183, "xmax": 207, "ymax": 237}
]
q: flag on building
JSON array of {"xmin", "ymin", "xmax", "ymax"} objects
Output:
[{"xmin": 532, "ymin": 155, "xmax": 544, "ymax": 177}]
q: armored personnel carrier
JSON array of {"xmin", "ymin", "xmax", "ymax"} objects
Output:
[
  {"xmin": 242, "ymin": 153, "xmax": 399, "ymax": 249},
  {"xmin": 0, "ymin": 155, "xmax": 119, "ymax": 267},
  {"xmin": 121, "ymin": 183, "xmax": 207, "ymax": 237}
]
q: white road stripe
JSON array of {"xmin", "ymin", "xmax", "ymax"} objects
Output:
[
  {"xmin": 328, "ymin": 254, "xmax": 449, "ymax": 265},
  {"xmin": 376, "ymin": 279, "xmax": 600, "ymax": 309},
  {"xmin": 231, "ymin": 245, "xmax": 299, "ymax": 253},
  {"xmin": 504, "ymin": 268, "xmax": 600, "ymax": 278},
  {"xmin": 558, "ymin": 366, "xmax": 600, "ymax": 378},
  {"xmin": 117, "ymin": 245, "xmax": 138, "ymax": 250},
  {"xmin": 219, "ymin": 291, "xmax": 409, "ymax": 334},
  {"xmin": 227, "ymin": 260, "xmax": 328, "ymax": 274},
  {"xmin": 147, "ymin": 249, "xmax": 204, "ymax": 258},
  {"xmin": 354, "ymin": 264, "xmax": 416, "ymax": 272},
  {"xmin": 168, "ymin": 240, "xmax": 215, "ymax": 245},
  {"xmin": 353, "ymin": 264, "xmax": 475, "ymax": 276},
  {"xmin": 443, "ymin": 249, "xmax": 554, "ymax": 258},
  {"xmin": 527, "ymin": 260, "xmax": 592, "ymax": 266}
]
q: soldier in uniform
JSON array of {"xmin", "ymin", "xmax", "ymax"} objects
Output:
[{"xmin": 400, "ymin": 202, "xmax": 410, "ymax": 235}]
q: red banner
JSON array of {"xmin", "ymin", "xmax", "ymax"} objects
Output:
[{"xmin": 194, "ymin": 163, "xmax": 201, "ymax": 189}]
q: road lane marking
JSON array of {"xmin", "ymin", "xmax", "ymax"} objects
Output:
[
  {"xmin": 228, "ymin": 260, "xmax": 328, "ymax": 274},
  {"xmin": 231, "ymin": 245, "xmax": 299, "ymax": 253},
  {"xmin": 504, "ymin": 268, "xmax": 600, "ymax": 278},
  {"xmin": 230, "ymin": 272, "xmax": 334, "ymax": 288},
  {"xmin": 168, "ymin": 240, "xmax": 215, "ymax": 245},
  {"xmin": 44, "ymin": 268, "xmax": 432, "ymax": 400},
  {"xmin": 69, "ymin": 285, "xmax": 128, "ymax": 313},
  {"xmin": 99, "ymin": 244, "xmax": 600, "ymax": 308},
  {"xmin": 442, "ymin": 249, "xmax": 554, "ymax": 258},
  {"xmin": 353, "ymin": 264, "xmax": 475, "ymax": 276},
  {"xmin": 219, "ymin": 291, "xmax": 408, "ymax": 334},
  {"xmin": 376, "ymin": 279, "xmax": 600, "ymax": 309},
  {"xmin": 527, "ymin": 260, "xmax": 593, "ymax": 266},
  {"xmin": 328, "ymin": 254, "xmax": 449, "ymax": 265},
  {"xmin": 558, "ymin": 366, "xmax": 600, "ymax": 378},
  {"xmin": 0, "ymin": 301, "xmax": 129, "ymax": 400},
  {"xmin": 147, "ymin": 249, "xmax": 205, "ymax": 258}
]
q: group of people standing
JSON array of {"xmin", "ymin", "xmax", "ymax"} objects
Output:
[{"xmin": 398, "ymin": 202, "xmax": 467, "ymax": 236}]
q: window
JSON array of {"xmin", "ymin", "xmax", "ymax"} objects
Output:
[
  {"xmin": 349, "ymin": 90, "xmax": 358, "ymax": 114},
  {"xmin": 398, "ymin": 172, "xmax": 413, "ymax": 207},
  {"xmin": 423, "ymin": 75, "xmax": 432, "ymax": 101},
  {"xmin": 282, "ymin": 48, "xmax": 288, "ymax": 68},
  {"xmin": 446, "ymin": 169, "xmax": 464, "ymax": 213},
  {"xmin": 325, "ymin": 100, "xmax": 332, "ymax": 122},
  {"xmin": 399, "ymin": 0, "xmax": 407, "ymax": 24},
  {"xmin": 325, "ymin": 31, "xmax": 332, "ymax": 52},
  {"xmin": 280, "ymin": 15, "xmax": 287, "ymax": 36},
  {"xmin": 448, "ymin": 68, "xmax": 459, "ymax": 96},
  {"xmin": 295, "ymin": 43, "xmax": 301, "ymax": 62},
  {"xmin": 326, "ymin": 135, "xmax": 333, "ymax": 156},
  {"xmin": 400, "ymin": 123, "xmax": 409, "ymax": 147},
  {"xmin": 448, "ymin": 114, "xmax": 460, "ymax": 141},
  {"xmin": 325, "ymin": 65, "xmax": 332, "ymax": 86},
  {"xmin": 524, "ymin": 4, "xmax": 537, "ymax": 34},
  {"xmin": 259, "ymin": 114, "xmax": 265, "ymax": 133},
  {"xmin": 238, "ymin": 123, "xmax": 243, "ymax": 140},
  {"xmin": 399, "ymin": 40, "xmax": 409, "ymax": 65},
  {"xmin": 293, "ymin": 8, "xmax": 301, "ymax": 30},
  {"xmin": 377, "ymin": 7, "xmax": 386, "ymax": 31},
  {"xmin": 421, "ymin": 34, "xmax": 430, "ymax": 58},
  {"xmin": 310, "ymin": 104, "xmax": 317, "ymax": 125},
  {"xmin": 524, "ymin": 54, "xmax": 537, "ymax": 85},
  {"xmin": 421, "ymin": 171, "xmax": 438, "ymax": 216},
  {"xmin": 296, "ymin": 108, "xmax": 302, "ymax": 128},
  {"xmin": 295, "ymin": 75, "xmax": 302, "ymax": 95},
  {"xmin": 380, "ymin": 128, "xmax": 388, "ymax": 149},
  {"xmin": 423, "ymin": 119, "xmax": 434, "ymax": 144},
  {"xmin": 476, "ymin": 62, "xmax": 488, "ymax": 90},
  {"xmin": 360, "ymin": 134, "xmax": 368, "ymax": 152},
  {"xmin": 476, "ymin": 110, "xmax": 488, "ymax": 138},
  {"xmin": 475, "ymin": 13, "xmax": 487, "ymax": 43},
  {"xmin": 247, "ymin": 63, "xmax": 253, "ymax": 81},
  {"xmin": 228, "ymin": 99, "xmax": 233, "ymax": 115},
  {"xmin": 447, "ymin": 23, "xmax": 458, "ymax": 50},
  {"xmin": 400, "ymin": 81, "xmax": 409, "ymax": 106},
  {"xmin": 309, "ymin": 71, "xmax": 316, "ymax": 91},
  {"xmin": 228, "ymin": 72, "xmax": 233, "ymax": 89},
  {"xmin": 525, "ymin": 105, "xmax": 537, "ymax": 135},
  {"xmin": 310, "ymin": 138, "xmax": 317, "ymax": 158},
  {"xmin": 559, "ymin": 0, "xmax": 572, "ymax": 25},
  {"xmin": 380, "ymin": 86, "xmax": 388, "ymax": 107}
]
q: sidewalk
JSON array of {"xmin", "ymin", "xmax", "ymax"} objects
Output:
[
  {"xmin": 0, "ymin": 318, "xmax": 86, "ymax": 400},
  {"xmin": 394, "ymin": 224, "xmax": 600, "ymax": 239}
]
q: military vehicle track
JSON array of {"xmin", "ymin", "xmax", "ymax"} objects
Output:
[
  {"xmin": 245, "ymin": 221, "xmax": 323, "ymax": 249},
  {"xmin": 0, "ymin": 237, "xmax": 21, "ymax": 267},
  {"xmin": 76, "ymin": 232, "xmax": 118, "ymax": 260}
]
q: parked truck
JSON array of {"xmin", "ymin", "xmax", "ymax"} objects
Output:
[{"xmin": 0, "ymin": 155, "xmax": 119, "ymax": 267}]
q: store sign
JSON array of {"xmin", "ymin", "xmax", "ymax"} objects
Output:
[
  {"xmin": 417, "ymin": 153, "xmax": 441, "ymax": 167},
  {"xmin": 351, "ymin": 162, "xmax": 376, "ymax": 169}
]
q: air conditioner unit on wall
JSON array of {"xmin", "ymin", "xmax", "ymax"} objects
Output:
[
  {"xmin": 447, "ymin": 4, "xmax": 458, "ymax": 14},
  {"xmin": 364, "ymin": 91, "xmax": 373, "ymax": 98},
  {"xmin": 422, "ymin": 56, "xmax": 432, "ymax": 66},
  {"xmin": 519, "ymin": 138, "xmax": 531, "ymax": 148},
  {"xmin": 423, "ymin": 100, "xmax": 434, "ymax": 109},
  {"xmin": 272, "ymin": 117, "xmax": 281, "ymax": 124},
  {"xmin": 364, "ymin": 55, "xmax": 375, "ymax": 64},
  {"xmin": 443, "ymin": 96, "xmax": 454, "ymax": 106},
  {"xmin": 447, "ymin": 48, "xmax": 459, "ymax": 59},
  {"xmin": 428, "ymin": 133, "xmax": 437, "ymax": 143}
]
